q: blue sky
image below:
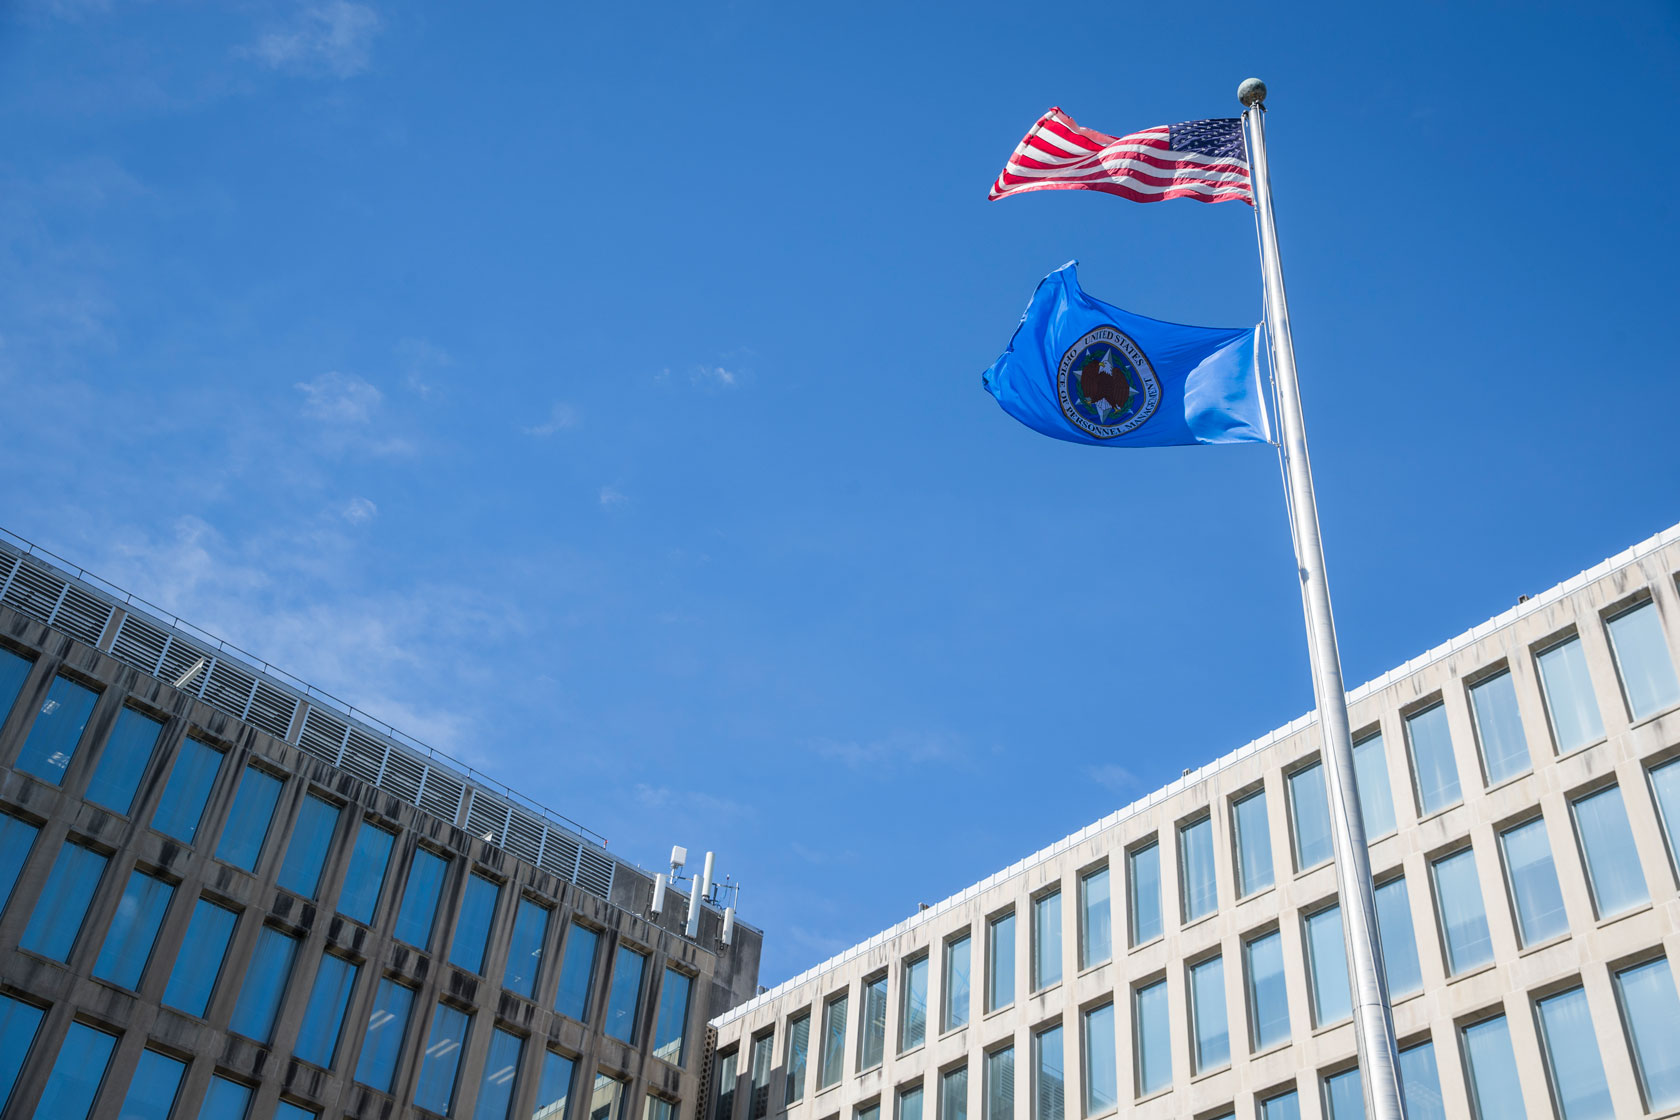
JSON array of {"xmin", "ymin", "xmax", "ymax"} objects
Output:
[{"xmin": 2, "ymin": 0, "xmax": 1677, "ymax": 983}]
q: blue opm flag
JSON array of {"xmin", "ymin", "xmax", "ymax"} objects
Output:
[{"xmin": 982, "ymin": 262, "xmax": 1271, "ymax": 447}]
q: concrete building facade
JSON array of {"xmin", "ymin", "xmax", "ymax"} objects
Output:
[{"xmin": 712, "ymin": 523, "xmax": 1680, "ymax": 1120}]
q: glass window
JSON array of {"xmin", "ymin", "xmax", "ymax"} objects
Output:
[
  {"xmin": 230, "ymin": 926, "xmax": 299, "ymax": 1043},
  {"xmin": 987, "ymin": 911, "xmax": 1016, "ymax": 1010},
  {"xmin": 354, "ymin": 978, "xmax": 415, "ymax": 1092},
  {"xmin": 1127, "ymin": 843, "xmax": 1161, "ymax": 945},
  {"xmin": 1499, "ymin": 818, "xmax": 1568, "ymax": 945},
  {"xmin": 748, "ymin": 1032, "xmax": 774, "ymax": 1120},
  {"xmin": 647, "ymin": 1098, "xmax": 675, "ymax": 1120},
  {"xmin": 604, "ymin": 946, "xmax": 646, "ymax": 1043},
  {"xmin": 394, "ymin": 847, "xmax": 449, "ymax": 948},
  {"xmin": 535, "ymin": 1051, "xmax": 576, "ymax": 1120},
  {"xmin": 941, "ymin": 1066, "xmax": 968, "ymax": 1120},
  {"xmin": 1373, "ymin": 876, "xmax": 1422, "ymax": 997},
  {"xmin": 93, "ymin": 867, "xmax": 174, "ymax": 988},
  {"xmin": 1245, "ymin": 929, "xmax": 1290, "ymax": 1051},
  {"xmin": 278, "ymin": 794, "xmax": 341, "ymax": 899},
  {"xmin": 1405, "ymin": 705, "xmax": 1462, "ymax": 815},
  {"xmin": 1354, "ymin": 733, "xmax": 1398, "ymax": 837},
  {"xmin": 784, "ymin": 1010, "xmax": 810, "ymax": 1104},
  {"xmin": 1077, "ymin": 868, "xmax": 1111, "ymax": 968},
  {"xmin": 36, "ymin": 1020, "xmax": 116, "ymax": 1120},
  {"xmin": 1537, "ymin": 636, "xmax": 1604, "ymax": 753},
  {"xmin": 0, "ymin": 994, "xmax": 44, "ymax": 1115},
  {"xmin": 592, "ymin": 1074, "xmax": 628, "ymax": 1120},
  {"xmin": 22, "ymin": 839, "xmax": 107, "ymax": 961},
  {"xmin": 296, "ymin": 953, "xmax": 359, "ymax": 1068},
  {"xmin": 555, "ymin": 924, "xmax": 600, "ymax": 1022},
  {"xmin": 1260, "ymin": 1091, "xmax": 1300, "ymax": 1120},
  {"xmin": 1572, "ymin": 785, "xmax": 1648, "ymax": 917},
  {"xmin": 1607, "ymin": 601, "xmax": 1680, "ymax": 719},
  {"xmin": 1178, "ymin": 817, "xmax": 1216, "ymax": 922},
  {"xmin": 1031, "ymin": 1023, "xmax": 1062, "ymax": 1120},
  {"xmin": 1398, "ymin": 1040, "xmax": 1446, "ymax": 1120},
  {"xmin": 1304, "ymin": 904, "xmax": 1352, "ymax": 1024},
  {"xmin": 415, "ymin": 1003, "xmax": 471, "ymax": 1114},
  {"xmin": 0, "ymin": 648, "xmax": 32, "ymax": 720},
  {"xmin": 1469, "ymin": 670, "xmax": 1530, "ymax": 784},
  {"xmin": 1535, "ymin": 986, "xmax": 1613, "ymax": 1120},
  {"xmin": 858, "ymin": 1104, "xmax": 879, "ymax": 1120},
  {"xmin": 1613, "ymin": 958, "xmax": 1680, "ymax": 1110},
  {"xmin": 1232, "ymin": 791, "xmax": 1273, "ymax": 896},
  {"xmin": 943, "ymin": 933, "xmax": 971, "ymax": 1030},
  {"xmin": 117, "ymin": 1049, "xmax": 187, "ymax": 1120},
  {"xmin": 214, "ymin": 767, "xmax": 283, "ymax": 871},
  {"xmin": 653, "ymin": 968, "xmax": 692, "ymax": 1065},
  {"xmin": 901, "ymin": 955, "xmax": 928, "ymax": 1050},
  {"xmin": 0, "ymin": 812, "xmax": 40, "ymax": 915},
  {"xmin": 276, "ymin": 1105, "xmax": 317, "ymax": 1120},
  {"xmin": 818, "ymin": 991, "xmax": 848, "ymax": 1090},
  {"xmin": 1032, "ymin": 891, "xmax": 1061, "ymax": 989},
  {"xmin": 1133, "ymin": 980, "xmax": 1170, "ymax": 1096},
  {"xmin": 900, "ymin": 1085, "xmax": 924, "ymax": 1120},
  {"xmin": 339, "ymin": 821, "xmax": 395, "ymax": 925},
  {"xmin": 1431, "ymin": 848, "xmax": 1493, "ymax": 974},
  {"xmin": 1322, "ymin": 1068, "xmax": 1362, "ymax": 1120},
  {"xmin": 1462, "ymin": 1015, "xmax": 1525, "ymax": 1120},
  {"xmin": 162, "ymin": 897, "xmax": 237, "ymax": 1015},
  {"xmin": 200, "ymin": 1076, "xmax": 253, "ymax": 1120},
  {"xmin": 984, "ymin": 1046, "xmax": 1014, "ymax": 1120},
  {"xmin": 449, "ymin": 873, "xmax": 501, "ymax": 974},
  {"xmin": 1190, "ymin": 955, "xmax": 1229, "ymax": 1073},
  {"xmin": 1083, "ymin": 1003, "xmax": 1116, "ymax": 1115},
  {"xmin": 1653, "ymin": 758, "xmax": 1680, "ymax": 869},
  {"xmin": 715, "ymin": 1050, "xmax": 738, "ymax": 1120},
  {"xmin": 1288, "ymin": 763, "xmax": 1333, "ymax": 869},
  {"xmin": 475, "ymin": 1028, "xmax": 523, "ymax": 1120},
  {"xmin": 15, "ymin": 675, "xmax": 98, "ymax": 785},
  {"xmin": 150, "ymin": 737, "xmax": 222, "ymax": 844},
  {"xmin": 504, "ymin": 897, "xmax": 550, "ymax": 999},
  {"xmin": 860, "ymin": 974, "xmax": 887, "ymax": 1069},
  {"xmin": 83, "ymin": 708, "xmax": 164, "ymax": 813}
]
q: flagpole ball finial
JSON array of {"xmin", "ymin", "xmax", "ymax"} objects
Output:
[{"xmin": 1237, "ymin": 78, "xmax": 1268, "ymax": 107}]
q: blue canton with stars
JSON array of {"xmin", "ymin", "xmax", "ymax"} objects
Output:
[{"xmin": 1166, "ymin": 118, "xmax": 1247, "ymax": 161}]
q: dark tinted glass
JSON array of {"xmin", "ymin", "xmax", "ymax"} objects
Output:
[
  {"xmin": 151, "ymin": 738, "xmax": 223, "ymax": 843},
  {"xmin": 448, "ymin": 873, "xmax": 500, "ymax": 973},
  {"xmin": 0, "ymin": 813, "xmax": 40, "ymax": 916},
  {"xmin": 83, "ymin": 709, "xmax": 164, "ymax": 813},
  {"xmin": 555, "ymin": 924, "xmax": 599, "ymax": 1021},
  {"xmin": 116, "ymin": 1050, "xmax": 187, "ymax": 1120},
  {"xmin": 278, "ymin": 794, "xmax": 341, "ymax": 899},
  {"xmin": 394, "ymin": 847, "xmax": 448, "ymax": 947},
  {"xmin": 230, "ymin": 926, "xmax": 299, "ymax": 1043},
  {"xmin": 296, "ymin": 954, "xmax": 360, "ymax": 1067},
  {"xmin": 37, "ymin": 1022, "xmax": 116, "ymax": 1119},
  {"xmin": 338, "ymin": 821, "xmax": 394, "ymax": 924},
  {"xmin": 214, "ymin": 767, "xmax": 283, "ymax": 871},
  {"xmin": 93, "ymin": 868, "xmax": 175, "ymax": 988},
  {"xmin": 0, "ymin": 994, "xmax": 45, "ymax": 1115},
  {"xmin": 354, "ymin": 978, "xmax": 415, "ymax": 1092},
  {"xmin": 162, "ymin": 898, "xmax": 237, "ymax": 1016},
  {"xmin": 15, "ymin": 675, "xmax": 98, "ymax": 785},
  {"xmin": 21, "ymin": 840, "xmax": 107, "ymax": 961}
]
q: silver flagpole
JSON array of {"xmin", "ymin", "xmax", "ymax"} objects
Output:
[{"xmin": 1238, "ymin": 79, "xmax": 1406, "ymax": 1120}]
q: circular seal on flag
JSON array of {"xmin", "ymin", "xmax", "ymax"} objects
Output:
[{"xmin": 1056, "ymin": 326, "xmax": 1160, "ymax": 439}]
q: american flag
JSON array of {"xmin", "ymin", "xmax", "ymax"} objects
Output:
[{"xmin": 989, "ymin": 108, "xmax": 1252, "ymax": 206}]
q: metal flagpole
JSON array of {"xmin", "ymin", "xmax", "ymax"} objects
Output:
[{"xmin": 1238, "ymin": 79, "xmax": 1407, "ymax": 1120}]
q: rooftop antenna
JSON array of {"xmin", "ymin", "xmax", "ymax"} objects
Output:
[{"xmin": 652, "ymin": 845, "xmax": 687, "ymax": 916}]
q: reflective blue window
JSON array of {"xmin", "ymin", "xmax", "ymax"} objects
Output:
[
  {"xmin": 150, "ymin": 737, "xmax": 223, "ymax": 844},
  {"xmin": 276, "ymin": 1104, "xmax": 317, "ymax": 1120},
  {"xmin": 354, "ymin": 978, "xmax": 414, "ymax": 1092},
  {"xmin": 1470, "ymin": 670, "xmax": 1530, "ymax": 784},
  {"xmin": 1245, "ymin": 929, "xmax": 1289, "ymax": 1051},
  {"xmin": 0, "ymin": 812, "xmax": 40, "ymax": 915},
  {"xmin": 1322, "ymin": 1068, "xmax": 1361, "ymax": 1120},
  {"xmin": 339, "ymin": 821, "xmax": 394, "ymax": 924},
  {"xmin": 1499, "ymin": 818, "xmax": 1568, "ymax": 945},
  {"xmin": 1354, "ymin": 733, "xmax": 1398, "ymax": 837},
  {"xmin": 93, "ymin": 868, "xmax": 174, "ymax": 988},
  {"xmin": 1133, "ymin": 979, "xmax": 1170, "ymax": 1096},
  {"xmin": 1431, "ymin": 848, "xmax": 1493, "ymax": 974},
  {"xmin": 278, "ymin": 794, "xmax": 341, "ymax": 899},
  {"xmin": 214, "ymin": 767, "xmax": 283, "ymax": 871},
  {"xmin": 162, "ymin": 897, "xmax": 237, "ymax": 1015},
  {"xmin": 535, "ymin": 1051, "xmax": 576, "ymax": 1120},
  {"xmin": 1653, "ymin": 759, "xmax": 1680, "ymax": 869},
  {"xmin": 900, "ymin": 1084, "xmax": 924, "ymax": 1120},
  {"xmin": 555, "ymin": 923, "xmax": 600, "ymax": 1021},
  {"xmin": 22, "ymin": 840, "xmax": 107, "ymax": 961},
  {"xmin": 594, "ymin": 1073, "xmax": 628, "ymax": 1120},
  {"xmin": 296, "ymin": 953, "xmax": 359, "ymax": 1067},
  {"xmin": 1572, "ymin": 785, "xmax": 1648, "ymax": 917},
  {"xmin": 983, "ymin": 1046, "xmax": 1012, "ymax": 1120},
  {"xmin": 1537, "ymin": 636, "xmax": 1604, "ymax": 752},
  {"xmin": 1232, "ymin": 790, "xmax": 1273, "ymax": 896},
  {"xmin": 818, "ymin": 992, "xmax": 847, "ymax": 1091},
  {"xmin": 1536, "ymin": 987, "xmax": 1613, "ymax": 1120},
  {"xmin": 1614, "ymin": 958, "xmax": 1680, "ymax": 1110},
  {"xmin": 37, "ymin": 1021, "xmax": 116, "ymax": 1119},
  {"xmin": 415, "ymin": 1002, "xmax": 471, "ymax": 1114},
  {"xmin": 860, "ymin": 974, "xmax": 887, "ymax": 1069},
  {"xmin": 1405, "ymin": 705, "xmax": 1462, "ymax": 815},
  {"xmin": 1289, "ymin": 763, "xmax": 1333, "ymax": 869},
  {"xmin": 1078, "ymin": 867, "xmax": 1111, "ymax": 968},
  {"xmin": 475, "ymin": 1027, "xmax": 523, "ymax": 1120},
  {"xmin": 230, "ymin": 925, "xmax": 299, "ymax": 1043},
  {"xmin": 654, "ymin": 968, "xmax": 692, "ymax": 1064},
  {"xmin": 1462, "ymin": 1015, "xmax": 1525, "ymax": 1120},
  {"xmin": 1178, "ymin": 817, "xmax": 1216, "ymax": 922},
  {"xmin": 449, "ymin": 873, "xmax": 501, "ymax": 974},
  {"xmin": 394, "ymin": 847, "xmax": 448, "ymax": 948},
  {"xmin": 1398, "ymin": 1041, "xmax": 1446, "ymax": 1120},
  {"xmin": 987, "ymin": 910, "xmax": 1016, "ymax": 1011},
  {"xmin": 944, "ymin": 934, "xmax": 971, "ymax": 1031},
  {"xmin": 1607, "ymin": 602, "xmax": 1680, "ymax": 720},
  {"xmin": 117, "ymin": 1049, "xmax": 187, "ymax": 1120},
  {"xmin": 605, "ymin": 946, "xmax": 646, "ymax": 1043},
  {"xmin": 1030, "ymin": 1023, "xmax": 1061, "ymax": 1120},
  {"xmin": 1304, "ymin": 904, "xmax": 1351, "ymax": 1024},
  {"xmin": 0, "ymin": 994, "xmax": 45, "ymax": 1115},
  {"xmin": 1127, "ymin": 843, "xmax": 1161, "ymax": 945},
  {"xmin": 16, "ymin": 675, "xmax": 98, "ymax": 786},
  {"xmin": 0, "ymin": 648, "xmax": 32, "ymax": 721},
  {"xmin": 1082, "ymin": 1003, "xmax": 1115, "ymax": 1114},
  {"xmin": 1374, "ymin": 877, "xmax": 1422, "ymax": 997},
  {"xmin": 1260, "ymin": 1094, "xmax": 1300, "ymax": 1120},
  {"xmin": 1031, "ymin": 890, "xmax": 1061, "ymax": 988},
  {"xmin": 200, "ymin": 1076, "xmax": 253, "ymax": 1120},
  {"xmin": 1189, "ymin": 955, "xmax": 1229, "ymax": 1073},
  {"xmin": 83, "ymin": 708, "xmax": 163, "ymax": 813},
  {"xmin": 503, "ymin": 896, "xmax": 550, "ymax": 998},
  {"xmin": 785, "ymin": 1011, "xmax": 810, "ymax": 1105},
  {"xmin": 649, "ymin": 1095, "xmax": 677, "ymax": 1120},
  {"xmin": 901, "ymin": 955, "xmax": 928, "ymax": 1051}
]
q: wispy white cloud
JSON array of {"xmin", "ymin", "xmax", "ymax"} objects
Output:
[
  {"xmin": 247, "ymin": 1, "xmax": 382, "ymax": 79},
  {"xmin": 633, "ymin": 783, "xmax": 749, "ymax": 819},
  {"xmin": 1086, "ymin": 762, "xmax": 1141, "ymax": 794},
  {"xmin": 522, "ymin": 402, "xmax": 578, "ymax": 437},
  {"xmin": 341, "ymin": 496, "xmax": 377, "ymax": 524},
  {"xmin": 694, "ymin": 365, "xmax": 737, "ymax": 388},
  {"xmin": 599, "ymin": 484, "xmax": 628, "ymax": 510},
  {"xmin": 296, "ymin": 371, "xmax": 382, "ymax": 423},
  {"xmin": 810, "ymin": 729, "xmax": 962, "ymax": 770},
  {"xmin": 396, "ymin": 337, "xmax": 451, "ymax": 399}
]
